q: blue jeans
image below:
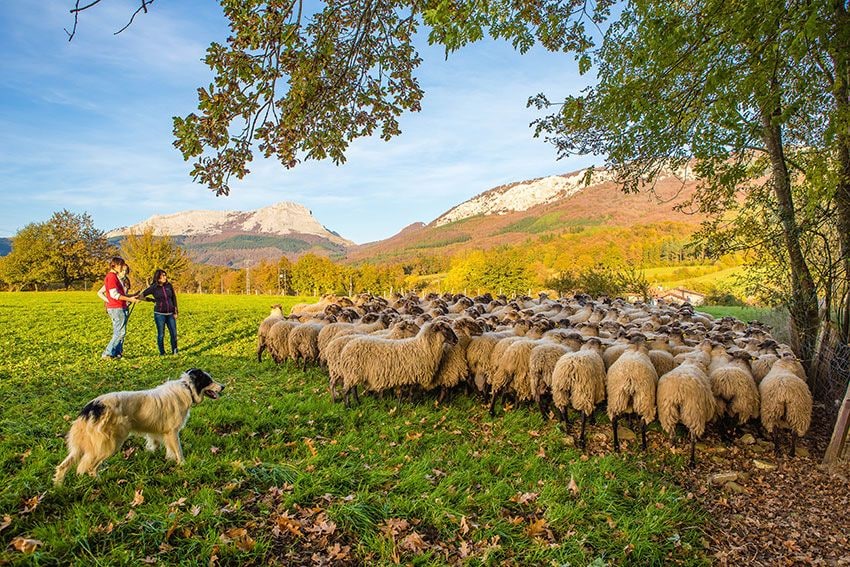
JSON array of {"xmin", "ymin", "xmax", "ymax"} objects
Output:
[
  {"xmin": 154, "ymin": 312, "xmax": 178, "ymax": 355},
  {"xmin": 103, "ymin": 307, "xmax": 128, "ymax": 357}
]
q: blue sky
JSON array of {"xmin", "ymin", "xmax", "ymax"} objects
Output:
[{"xmin": 0, "ymin": 1, "xmax": 599, "ymax": 244}]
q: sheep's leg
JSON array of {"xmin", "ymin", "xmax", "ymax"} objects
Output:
[
  {"xmin": 579, "ymin": 412, "xmax": 588, "ymax": 450},
  {"xmin": 641, "ymin": 420, "xmax": 648, "ymax": 452},
  {"xmin": 328, "ymin": 376, "xmax": 337, "ymax": 402},
  {"xmin": 557, "ymin": 406, "xmax": 570, "ymax": 427},
  {"xmin": 343, "ymin": 388, "xmax": 352, "ymax": 409},
  {"xmin": 773, "ymin": 426, "xmax": 782, "ymax": 458},
  {"xmin": 790, "ymin": 431, "xmax": 798, "ymax": 458},
  {"xmin": 257, "ymin": 344, "xmax": 265, "ymax": 362},
  {"xmin": 353, "ymin": 385, "xmax": 360, "ymax": 405},
  {"xmin": 489, "ymin": 389, "xmax": 500, "ymax": 417},
  {"xmin": 589, "ymin": 408, "xmax": 598, "ymax": 426},
  {"xmin": 688, "ymin": 430, "xmax": 697, "ymax": 468},
  {"xmin": 536, "ymin": 394, "xmax": 548, "ymax": 422},
  {"xmin": 612, "ymin": 415, "xmax": 620, "ymax": 453}
]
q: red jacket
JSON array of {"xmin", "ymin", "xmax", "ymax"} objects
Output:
[{"xmin": 104, "ymin": 272, "xmax": 127, "ymax": 309}]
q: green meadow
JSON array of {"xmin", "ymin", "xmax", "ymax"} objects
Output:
[{"xmin": 0, "ymin": 292, "xmax": 709, "ymax": 565}]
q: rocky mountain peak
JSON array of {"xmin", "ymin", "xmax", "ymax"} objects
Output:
[{"xmin": 107, "ymin": 201, "xmax": 353, "ymax": 246}]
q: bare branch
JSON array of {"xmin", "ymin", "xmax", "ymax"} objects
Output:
[{"xmin": 115, "ymin": 0, "xmax": 155, "ymax": 36}]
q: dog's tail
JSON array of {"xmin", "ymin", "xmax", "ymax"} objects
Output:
[{"xmin": 54, "ymin": 400, "xmax": 125, "ymax": 485}]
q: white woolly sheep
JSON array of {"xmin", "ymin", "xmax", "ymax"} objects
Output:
[
  {"xmin": 708, "ymin": 350, "xmax": 760, "ymax": 439},
  {"xmin": 287, "ymin": 322, "xmax": 326, "ymax": 370},
  {"xmin": 429, "ymin": 318, "xmax": 485, "ymax": 403},
  {"xmin": 759, "ymin": 355, "xmax": 812, "ymax": 457},
  {"xmin": 266, "ymin": 319, "xmax": 300, "ymax": 363},
  {"xmin": 339, "ymin": 321, "xmax": 458, "ymax": 407},
  {"xmin": 657, "ymin": 359, "xmax": 717, "ymax": 466},
  {"xmin": 550, "ymin": 338, "xmax": 607, "ymax": 448},
  {"xmin": 606, "ymin": 339, "xmax": 659, "ymax": 452}
]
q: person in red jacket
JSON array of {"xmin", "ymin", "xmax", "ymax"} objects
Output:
[
  {"xmin": 101, "ymin": 257, "xmax": 140, "ymax": 360},
  {"xmin": 139, "ymin": 269, "xmax": 179, "ymax": 355}
]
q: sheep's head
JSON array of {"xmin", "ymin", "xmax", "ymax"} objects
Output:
[
  {"xmin": 452, "ymin": 317, "xmax": 484, "ymax": 338},
  {"xmin": 430, "ymin": 321, "xmax": 459, "ymax": 346}
]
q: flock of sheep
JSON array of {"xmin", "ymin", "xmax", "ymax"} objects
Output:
[{"xmin": 256, "ymin": 292, "xmax": 813, "ymax": 466}]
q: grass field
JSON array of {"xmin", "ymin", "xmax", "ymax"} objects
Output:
[{"xmin": 0, "ymin": 292, "xmax": 710, "ymax": 565}]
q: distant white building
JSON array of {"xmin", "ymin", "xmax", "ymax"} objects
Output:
[{"xmin": 656, "ymin": 288, "xmax": 706, "ymax": 306}]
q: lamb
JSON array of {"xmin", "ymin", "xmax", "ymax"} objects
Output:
[
  {"xmin": 656, "ymin": 359, "xmax": 717, "ymax": 466},
  {"xmin": 606, "ymin": 338, "xmax": 659, "ymax": 452},
  {"xmin": 550, "ymin": 338, "xmax": 607, "ymax": 448},
  {"xmin": 708, "ymin": 350, "xmax": 760, "ymax": 439},
  {"xmin": 257, "ymin": 304, "xmax": 285, "ymax": 362},
  {"xmin": 339, "ymin": 321, "xmax": 459, "ymax": 407},
  {"xmin": 759, "ymin": 355, "xmax": 812, "ymax": 457}
]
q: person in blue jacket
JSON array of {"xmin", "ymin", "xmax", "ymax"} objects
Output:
[{"xmin": 139, "ymin": 269, "xmax": 179, "ymax": 355}]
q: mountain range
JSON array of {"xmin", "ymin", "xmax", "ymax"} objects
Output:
[{"xmin": 2, "ymin": 168, "xmax": 705, "ymax": 267}]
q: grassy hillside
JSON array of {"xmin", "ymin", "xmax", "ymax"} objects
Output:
[{"xmin": 0, "ymin": 292, "xmax": 709, "ymax": 565}]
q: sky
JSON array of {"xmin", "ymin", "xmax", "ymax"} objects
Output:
[{"xmin": 0, "ymin": 1, "xmax": 600, "ymax": 244}]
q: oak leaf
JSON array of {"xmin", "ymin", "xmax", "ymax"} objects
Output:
[
  {"xmin": 526, "ymin": 518, "xmax": 548, "ymax": 539},
  {"xmin": 131, "ymin": 489, "xmax": 145, "ymax": 507},
  {"xmin": 400, "ymin": 531, "xmax": 428, "ymax": 553}
]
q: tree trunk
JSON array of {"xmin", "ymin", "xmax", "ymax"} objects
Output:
[
  {"xmin": 759, "ymin": 109, "xmax": 821, "ymax": 371},
  {"xmin": 830, "ymin": 0, "xmax": 850, "ymax": 342}
]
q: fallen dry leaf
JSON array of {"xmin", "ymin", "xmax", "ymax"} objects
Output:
[
  {"xmin": 10, "ymin": 536, "xmax": 42, "ymax": 554},
  {"xmin": 20, "ymin": 449, "xmax": 31, "ymax": 462},
  {"xmin": 525, "ymin": 518, "xmax": 548, "ymax": 539},
  {"xmin": 380, "ymin": 517, "xmax": 410, "ymax": 537},
  {"xmin": 131, "ymin": 489, "xmax": 145, "ymax": 507},
  {"xmin": 400, "ymin": 531, "xmax": 428, "ymax": 554},
  {"xmin": 272, "ymin": 512, "xmax": 303, "ymax": 538},
  {"xmin": 190, "ymin": 505, "xmax": 202, "ymax": 517},
  {"xmin": 304, "ymin": 438, "xmax": 317, "ymax": 457},
  {"xmin": 21, "ymin": 494, "xmax": 42, "ymax": 514},
  {"xmin": 459, "ymin": 515, "xmax": 471, "ymax": 535},
  {"xmin": 510, "ymin": 491, "xmax": 539, "ymax": 505},
  {"xmin": 0, "ymin": 515, "xmax": 12, "ymax": 533},
  {"xmin": 568, "ymin": 475, "xmax": 580, "ymax": 497},
  {"xmin": 537, "ymin": 445, "xmax": 547, "ymax": 458},
  {"xmin": 405, "ymin": 431, "xmax": 423, "ymax": 441}
]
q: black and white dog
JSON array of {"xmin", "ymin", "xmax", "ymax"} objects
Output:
[{"xmin": 54, "ymin": 369, "xmax": 224, "ymax": 485}]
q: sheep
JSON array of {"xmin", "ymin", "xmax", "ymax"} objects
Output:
[
  {"xmin": 488, "ymin": 337, "xmax": 540, "ymax": 415},
  {"xmin": 648, "ymin": 349, "xmax": 677, "ymax": 378},
  {"xmin": 266, "ymin": 319, "xmax": 301, "ymax": 363},
  {"xmin": 289, "ymin": 295, "xmax": 340, "ymax": 319},
  {"xmin": 656, "ymin": 359, "xmax": 717, "ymax": 467},
  {"xmin": 708, "ymin": 350, "xmax": 760, "ymax": 440},
  {"xmin": 528, "ymin": 339, "xmax": 578, "ymax": 420},
  {"xmin": 430, "ymin": 318, "xmax": 485, "ymax": 403},
  {"xmin": 339, "ymin": 321, "xmax": 458, "ymax": 407},
  {"xmin": 759, "ymin": 355, "xmax": 813, "ymax": 457},
  {"xmin": 465, "ymin": 330, "xmax": 515, "ymax": 397},
  {"xmin": 550, "ymin": 338, "xmax": 607, "ymax": 448},
  {"xmin": 257, "ymin": 304, "xmax": 285, "ymax": 362},
  {"xmin": 287, "ymin": 322, "xmax": 326, "ymax": 370},
  {"xmin": 316, "ymin": 313, "xmax": 386, "ymax": 366},
  {"xmin": 606, "ymin": 338, "xmax": 659, "ymax": 452}
]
